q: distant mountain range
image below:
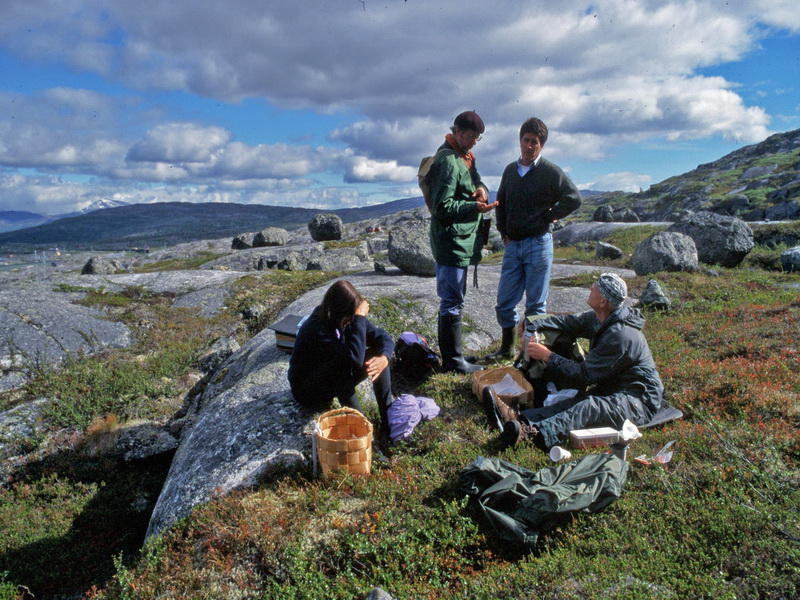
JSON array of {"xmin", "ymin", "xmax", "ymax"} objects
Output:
[
  {"xmin": 0, "ymin": 196, "xmax": 428, "ymax": 250},
  {"xmin": 0, "ymin": 211, "xmax": 49, "ymax": 233},
  {"xmin": 0, "ymin": 198, "xmax": 131, "ymax": 234},
  {"xmin": 1, "ymin": 128, "xmax": 797, "ymax": 250}
]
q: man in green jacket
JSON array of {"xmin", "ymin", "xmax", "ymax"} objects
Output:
[{"xmin": 429, "ymin": 111, "xmax": 496, "ymax": 373}]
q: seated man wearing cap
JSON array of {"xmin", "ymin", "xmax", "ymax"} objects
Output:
[{"xmin": 485, "ymin": 273, "xmax": 665, "ymax": 451}]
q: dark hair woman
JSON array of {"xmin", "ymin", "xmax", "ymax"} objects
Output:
[{"xmin": 288, "ymin": 280, "xmax": 394, "ymax": 443}]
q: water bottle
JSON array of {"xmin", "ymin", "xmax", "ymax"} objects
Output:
[{"xmin": 515, "ymin": 329, "xmax": 539, "ymax": 370}]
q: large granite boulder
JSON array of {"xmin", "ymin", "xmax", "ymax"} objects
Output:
[
  {"xmin": 767, "ymin": 180, "xmax": 800, "ymax": 205},
  {"xmin": 781, "ymin": 246, "xmax": 800, "ymax": 273},
  {"xmin": 593, "ymin": 205, "xmax": 614, "ymax": 222},
  {"xmin": 308, "ymin": 213, "xmax": 344, "ymax": 241},
  {"xmin": 253, "ymin": 227, "xmax": 289, "ymax": 247},
  {"xmin": 81, "ymin": 256, "xmax": 123, "ymax": 275},
  {"xmin": 231, "ymin": 232, "xmax": 256, "ymax": 249},
  {"xmin": 145, "ymin": 328, "xmax": 309, "ymax": 541},
  {"xmin": 617, "ymin": 208, "xmax": 640, "ymax": 223},
  {"xmin": 596, "ymin": 241, "xmax": 622, "ymax": 260},
  {"xmin": 388, "ymin": 222, "xmax": 436, "ymax": 276},
  {"xmin": 632, "ymin": 231, "xmax": 698, "ymax": 276},
  {"xmin": 765, "ymin": 200, "xmax": 800, "ymax": 221},
  {"xmin": 667, "ymin": 211, "xmax": 753, "ymax": 268}
]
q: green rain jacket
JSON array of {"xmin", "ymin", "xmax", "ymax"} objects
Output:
[
  {"xmin": 458, "ymin": 453, "xmax": 628, "ymax": 553},
  {"xmin": 428, "ymin": 143, "xmax": 488, "ymax": 268}
]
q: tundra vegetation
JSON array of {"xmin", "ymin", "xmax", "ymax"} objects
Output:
[{"xmin": 0, "ymin": 228, "xmax": 799, "ymax": 599}]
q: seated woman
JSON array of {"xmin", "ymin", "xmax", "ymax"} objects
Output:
[{"xmin": 288, "ymin": 280, "xmax": 394, "ymax": 444}]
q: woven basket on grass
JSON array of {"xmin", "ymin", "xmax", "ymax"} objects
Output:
[
  {"xmin": 316, "ymin": 407, "xmax": 373, "ymax": 477},
  {"xmin": 472, "ymin": 366, "xmax": 534, "ymax": 409}
]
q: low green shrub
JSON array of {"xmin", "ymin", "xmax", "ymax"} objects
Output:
[{"xmin": 744, "ymin": 242, "xmax": 791, "ymax": 271}]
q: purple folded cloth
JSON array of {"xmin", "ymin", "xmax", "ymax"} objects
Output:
[
  {"xmin": 387, "ymin": 394, "xmax": 440, "ymax": 442},
  {"xmin": 417, "ymin": 395, "xmax": 440, "ymax": 420}
]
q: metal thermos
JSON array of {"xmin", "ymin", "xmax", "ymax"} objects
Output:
[{"xmin": 515, "ymin": 329, "xmax": 539, "ymax": 370}]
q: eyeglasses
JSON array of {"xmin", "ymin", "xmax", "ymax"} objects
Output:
[{"xmin": 463, "ymin": 132, "xmax": 482, "ymax": 142}]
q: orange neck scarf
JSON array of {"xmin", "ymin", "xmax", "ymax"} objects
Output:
[{"xmin": 445, "ymin": 133, "xmax": 475, "ymax": 171}]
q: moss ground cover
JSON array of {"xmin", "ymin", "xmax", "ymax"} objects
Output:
[
  {"xmin": 552, "ymin": 224, "xmax": 666, "ymax": 269},
  {"xmin": 93, "ymin": 271, "xmax": 799, "ymax": 599},
  {"xmin": 1, "ymin": 264, "xmax": 799, "ymax": 598},
  {"xmin": 0, "ymin": 270, "xmax": 335, "ymax": 598}
]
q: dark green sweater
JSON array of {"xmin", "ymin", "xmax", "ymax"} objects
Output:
[{"xmin": 495, "ymin": 157, "xmax": 581, "ymax": 240}]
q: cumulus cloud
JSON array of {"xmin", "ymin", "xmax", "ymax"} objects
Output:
[
  {"xmin": 0, "ymin": 171, "xmax": 366, "ymax": 214},
  {"xmin": 0, "ymin": 0, "xmax": 797, "ymax": 212},
  {"xmin": 579, "ymin": 172, "xmax": 655, "ymax": 194},
  {"xmin": 343, "ymin": 157, "xmax": 417, "ymax": 184},
  {"xmin": 126, "ymin": 123, "xmax": 231, "ymax": 163}
]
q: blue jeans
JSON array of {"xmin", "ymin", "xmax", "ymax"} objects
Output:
[
  {"xmin": 495, "ymin": 234, "xmax": 553, "ymax": 328},
  {"xmin": 436, "ymin": 263, "xmax": 469, "ymax": 316}
]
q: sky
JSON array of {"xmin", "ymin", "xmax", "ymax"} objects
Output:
[{"xmin": 1, "ymin": 0, "xmax": 799, "ymax": 216}]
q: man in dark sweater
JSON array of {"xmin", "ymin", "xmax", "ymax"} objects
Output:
[{"xmin": 487, "ymin": 118, "xmax": 582, "ymax": 360}]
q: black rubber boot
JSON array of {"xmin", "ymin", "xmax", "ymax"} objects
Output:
[
  {"xmin": 438, "ymin": 313, "xmax": 483, "ymax": 374},
  {"xmin": 486, "ymin": 327, "xmax": 516, "ymax": 361}
]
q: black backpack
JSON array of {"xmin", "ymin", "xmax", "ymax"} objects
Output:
[{"xmin": 394, "ymin": 332, "xmax": 441, "ymax": 376}]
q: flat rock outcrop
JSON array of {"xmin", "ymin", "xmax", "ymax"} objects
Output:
[
  {"xmin": 0, "ymin": 269, "xmax": 247, "ymax": 392},
  {"xmin": 553, "ymin": 222, "xmax": 671, "ymax": 247},
  {"xmin": 208, "ymin": 241, "xmax": 374, "ymax": 274},
  {"xmin": 0, "ymin": 279, "xmax": 132, "ymax": 392}
]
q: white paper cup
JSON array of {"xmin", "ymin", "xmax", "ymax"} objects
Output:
[{"xmin": 549, "ymin": 446, "xmax": 572, "ymax": 462}]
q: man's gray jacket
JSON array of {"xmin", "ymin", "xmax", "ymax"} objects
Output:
[
  {"xmin": 520, "ymin": 305, "xmax": 665, "ymax": 448},
  {"xmin": 533, "ymin": 306, "xmax": 664, "ymax": 411}
]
